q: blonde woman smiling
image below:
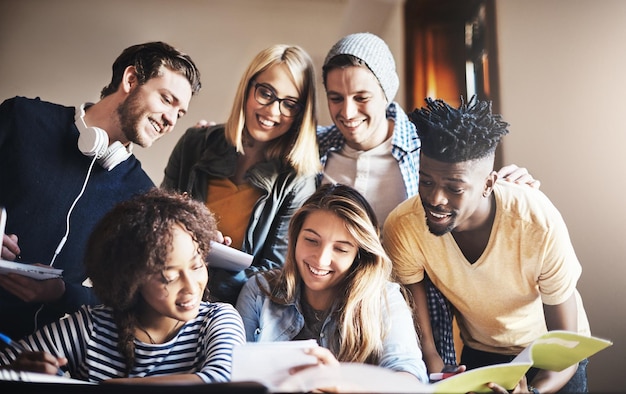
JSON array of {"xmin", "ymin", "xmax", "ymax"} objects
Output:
[
  {"xmin": 236, "ymin": 184, "xmax": 428, "ymax": 383},
  {"xmin": 162, "ymin": 44, "xmax": 320, "ymax": 305}
]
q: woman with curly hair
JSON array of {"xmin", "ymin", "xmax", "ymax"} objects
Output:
[
  {"xmin": 236, "ymin": 183, "xmax": 428, "ymax": 384},
  {"xmin": 0, "ymin": 188, "xmax": 245, "ymax": 384}
]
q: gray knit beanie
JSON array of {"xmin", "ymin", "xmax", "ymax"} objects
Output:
[{"xmin": 323, "ymin": 32, "xmax": 399, "ymax": 103}]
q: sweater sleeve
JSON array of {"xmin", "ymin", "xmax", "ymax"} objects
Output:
[{"xmin": 195, "ymin": 303, "xmax": 246, "ymax": 383}]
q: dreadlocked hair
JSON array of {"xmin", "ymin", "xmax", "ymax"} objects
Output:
[{"xmin": 409, "ymin": 96, "xmax": 509, "ymax": 163}]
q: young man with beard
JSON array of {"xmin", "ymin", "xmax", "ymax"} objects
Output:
[
  {"xmin": 383, "ymin": 97, "xmax": 590, "ymax": 393},
  {"xmin": 0, "ymin": 41, "xmax": 201, "ymax": 339}
]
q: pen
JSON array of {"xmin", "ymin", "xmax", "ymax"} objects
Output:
[
  {"xmin": 0, "ymin": 207, "xmax": 6, "ymax": 244},
  {"xmin": 0, "ymin": 332, "xmax": 65, "ymax": 376},
  {"xmin": 429, "ymin": 372, "xmax": 459, "ymax": 381}
]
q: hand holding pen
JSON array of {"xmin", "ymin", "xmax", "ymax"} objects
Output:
[
  {"xmin": 1, "ymin": 206, "xmax": 22, "ymax": 261},
  {"xmin": 0, "ymin": 332, "xmax": 66, "ymax": 376}
]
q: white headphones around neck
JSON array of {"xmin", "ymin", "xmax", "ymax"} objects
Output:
[{"xmin": 75, "ymin": 103, "xmax": 132, "ymax": 171}]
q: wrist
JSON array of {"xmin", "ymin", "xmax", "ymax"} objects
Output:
[{"xmin": 528, "ymin": 385, "xmax": 540, "ymax": 394}]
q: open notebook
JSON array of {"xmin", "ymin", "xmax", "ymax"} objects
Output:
[{"xmin": 230, "ymin": 331, "xmax": 612, "ymax": 393}]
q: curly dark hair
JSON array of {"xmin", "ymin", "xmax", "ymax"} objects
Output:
[
  {"xmin": 84, "ymin": 187, "xmax": 218, "ymax": 375},
  {"xmin": 409, "ymin": 96, "xmax": 509, "ymax": 163},
  {"xmin": 100, "ymin": 41, "xmax": 201, "ymax": 98}
]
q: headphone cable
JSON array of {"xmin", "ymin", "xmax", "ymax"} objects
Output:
[{"xmin": 33, "ymin": 153, "xmax": 98, "ymax": 332}]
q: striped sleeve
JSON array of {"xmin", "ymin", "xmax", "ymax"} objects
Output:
[
  {"xmin": 195, "ymin": 302, "xmax": 246, "ymax": 383},
  {"xmin": 0, "ymin": 305, "xmax": 92, "ymax": 377}
]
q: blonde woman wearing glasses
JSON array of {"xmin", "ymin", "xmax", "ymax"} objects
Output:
[{"xmin": 162, "ymin": 45, "xmax": 320, "ymax": 305}]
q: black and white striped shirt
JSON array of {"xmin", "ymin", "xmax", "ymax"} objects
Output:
[{"xmin": 0, "ymin": 302, "xmax": 245, "ymax": 383}]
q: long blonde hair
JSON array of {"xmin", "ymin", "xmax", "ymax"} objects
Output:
[
  {"xmin": 264, "ymin": 184, "xmax": 391, "ymax": 364},
  {"xmin": 225, "ymin": 44, "xmax": 320, "ymax": 176}
]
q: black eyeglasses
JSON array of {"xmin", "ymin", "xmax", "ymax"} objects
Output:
[{"xmin": 252, "ymin": 81, "xmax": 303, "ymax": 117}]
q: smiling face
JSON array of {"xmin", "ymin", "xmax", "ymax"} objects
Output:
[
  {"xmin": 118, "ymin": 66, "xmax": 193, "ymax": 148},
  {"xmin": 139, "ymin": 224, "xmax": 207, "ymax": 325},
  {"xmin": 295, "ymin": 210, "xmax": 358, "ymax": 308},
  {"xmin": 418, "ymin": 154, "xmax": 495, "ymax": 236},
  {"xmin": 325, "ymin": 65, "xmax": 390, "ymax": 151},
  {"xmin": 244, "ymin": 63, "xmax": 300, "ymax": 144}
]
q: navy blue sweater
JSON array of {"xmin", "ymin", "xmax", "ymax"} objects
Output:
[{"xmin": 0, "ymin": 96, "xmax": 154, "ymax": 338}]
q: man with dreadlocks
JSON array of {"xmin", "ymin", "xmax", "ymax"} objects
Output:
[{"xmin": 383, "ymin": 97, "xmax": 590, "ymax": 393}]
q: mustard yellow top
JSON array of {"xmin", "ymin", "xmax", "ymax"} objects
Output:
[
  {"xmin": 384, "ymin": 180, "xmax": 590, "ymax": 355},
  {"xmin": 206, "ymin": 178, "xmax": 262, "ymax": 250}
]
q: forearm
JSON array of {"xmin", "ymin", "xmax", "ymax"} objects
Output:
[
  {"xmin": 530, "ymin": 364, "xmax": 578, "ymax": 393},
  {"xmin": 407, "ymin": 282, "xmax": 444, "ymax": 374},
  {"xmin": 536, "ymin": 294, "xmax": 579, "ymax": 392}
]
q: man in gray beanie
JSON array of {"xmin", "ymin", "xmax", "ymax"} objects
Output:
[
  {"xmin": 316, "ymin": 32, "xmax": 539, "ymax": 376},
  {"xmin": 318, "ymin": 32, "xmax": 409, "ymax": 223},
  {"xmin": 324, "ymin": 32, "xmax": 399, "ymax": 104}
]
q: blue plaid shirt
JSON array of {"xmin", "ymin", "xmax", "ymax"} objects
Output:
[
  {"xmin": 317, "ymin": 102, "xmax": 457, "ymax": 366},
  {"xmin": 317, "ymin": 102, "xmax": 420, "ymax": 199}
]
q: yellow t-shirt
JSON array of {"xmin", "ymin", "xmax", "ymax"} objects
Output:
[
  {"xmin": 206, "ymin": 178, "xmax": 262, "ymax": 250},
  {"xmin": 383, "ymin": 180, "xmax": 590, "ymax": 355}
]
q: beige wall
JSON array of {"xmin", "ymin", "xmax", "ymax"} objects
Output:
[
  {"xmin": 1, "ymin": 0, "xmax": 622, "ymax": 391},
  {"xmin": 495, "ymin": 1, "xmax": 625, "ymax": 391}
]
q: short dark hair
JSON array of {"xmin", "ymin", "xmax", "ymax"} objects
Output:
[
  {"xmin": 100, "ymin": 41, "xmax": 201, "ymax": 98},
  {"xmin": 322, "ymin": 54, "xmax": 369, "ymax": 87},
  {"xmin": 409, "ymin": 96, "xmax": 509, "ymax": 163}
]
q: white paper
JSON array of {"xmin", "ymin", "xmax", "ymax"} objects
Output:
[
  {"xmin": 207, "ymin": 241, "xmax": 253, "ymax": 271},
  {"xmin": 278, "ymin": 362, "xmax": 432, "ymax": 393},
  {"xmin": 0, "ymin": 259, "xmax": 63, "ymax": 280},
  {"xmin": 230, "ymin": 340, "xmax": 319, "ymax": 390},
  {"xmin": 0, "ymin": 369, "xmax": 94, "ymax": 384}
]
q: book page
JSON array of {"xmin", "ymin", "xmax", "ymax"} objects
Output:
[
  {"xmin": 433, "ymin": 331, "xmax": 612, "ymax": 393},
  {"xmin": 432, "ymin": 363, "xmax": 531, "ymax": 393},
  {"xmin": 230, "ymin": 340, "xmax": 319, "ymax": 390},
  {"xmin": 278, "ymin": 363, "xmax": 432, "ymax": 393},
  {"xmin": 513, "ymin": 330, "xmax": 613, "ymax": 372}
]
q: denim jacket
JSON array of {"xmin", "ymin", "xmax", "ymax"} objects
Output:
[
  {"xmin": 161, "ymin": 125, "xmax": 317, "ymax": 304},
  {"xmin": 236, "ymin": 273, "xmax": 429, "ymax": 383}
]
